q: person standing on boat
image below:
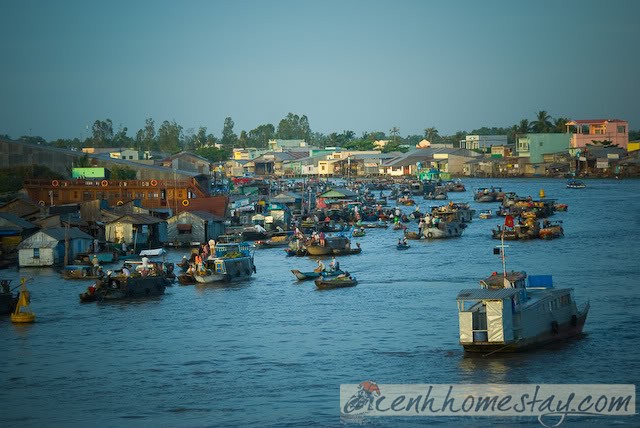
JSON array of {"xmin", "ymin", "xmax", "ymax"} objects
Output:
[
  {"xmin": 418, "ymin": 218, "xmax": 424, "ymax": 236},
  {"xmin": 208, "ymin": 238, "xmax": 216, "ymax": 252},
  {"xmin": 92, "ymin": 255, "xmax": 100, "ymax": 276},
  {"xmin": 319, "ymin": 231, "xmax": 326, "ymax": 247}
]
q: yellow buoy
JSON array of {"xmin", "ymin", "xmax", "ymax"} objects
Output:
[
  {"xmin": 539, "ymin": 189, "xmax": 545, "ymax": 198},
  {"xmin": 11, "ymin": 278, "xmax": 36, "ymax": 323}
]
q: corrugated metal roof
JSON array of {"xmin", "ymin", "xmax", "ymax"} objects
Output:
[
  {"xmin": 0, "ymin": 212, "xmax": 37, "ymax": 229},
  {"xmin": 456, "ymin": 288, "xmax": 520, "ymax": 300}
]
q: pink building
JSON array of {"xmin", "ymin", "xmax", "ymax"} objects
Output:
[{"xmin": 566, "ymin": 119, "xmax": 629, "ymax": 150}]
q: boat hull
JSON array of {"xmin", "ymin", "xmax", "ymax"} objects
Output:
[
  {"xmin": 315, "ymin": 278, "xmax": 358, "ymax": 289},
  {"xmin": 423, "ymin": 223, "xmax": 464, "ymax": 239},
  {"xmin": 462, "ymin": 306, "xmax": 589, "ymax": 353},
  {"xmin": 306, "ymin": 245, "xmax": 333, "ymax": 256}
]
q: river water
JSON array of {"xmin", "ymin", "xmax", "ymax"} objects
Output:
[{"xmin": 1, "ymin": 178, "xmax": 639, "ymax": 427}]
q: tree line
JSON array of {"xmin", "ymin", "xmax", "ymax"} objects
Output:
[{"xmin": 3, "ymin": 110, "xmax": 638, "ymax": 163}]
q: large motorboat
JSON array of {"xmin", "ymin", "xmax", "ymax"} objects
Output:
[
  {"xmin": 80, "ymin": 272, "xmax": 170, "ymax": 302},
  {"xmin": 456, "ymin": 237, "xmax": 589, "ymax": 353},
  {"xmin": 473, "ymin": 187, "xmax": 504, "ymax": 202},
  {"xmin": 305, "ymin": 236, "xmax": 351, "ymax": 256},
  {"xmin": 194, "ymin": 242, "xmax": 256, "ymax": 283}
]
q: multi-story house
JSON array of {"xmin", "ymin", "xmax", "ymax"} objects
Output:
[{"xmin": 566, "ymin": 119, "xmax": 629, "ymax": 150}]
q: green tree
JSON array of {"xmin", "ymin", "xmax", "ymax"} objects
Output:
[
  {"xmin": 344, "ymin": 139, "xmax": 375, "ymax": 151},
  {"xmin": 110, "ymin": 166, "xmax": 137, "ymax": 179},
  {"xmin": 112, "ymin": 126, "xmax": 133, "ymax": 147},
  {"xmin": 221, "ymin": 117, "xmax": 238, "ymax": 148},
  {"xmin": 238, "ymin": 130, "xmax": 248, "ymax": 149},
  {"xmin": 91, "ymin": 119, "xmax": 113, "ymax": 147},
  {"xmin": 276, "ymin": 113, "xmax": 311, "ymax": 140},
  {"xmin": 389, "ymin": 126, "xmax": 400, "ymax": 144},
  {"xmin": 553, "ymin": 117, "xmax": 570, "ymax": 133},
  {"xmin": 532, "ymin": 111, "xmax": 553, "ymax": 133},
  {"xmin": 195, "ymin": 146, "xmax": 230, "ymax": 163},
  {"xmin": 424, "ymin": 127, "xmax": 439, "ymax": 142},
  {"xmin": 248, "ymin": 124, "xmax": 275, "ymax": 148},
  {"xmin": 516, "ymin": 119, "xmax": 531, "ymax": 134},
  {"xmin": 157, "ymin": 120, "xmax": 183, "ymax": 153}
]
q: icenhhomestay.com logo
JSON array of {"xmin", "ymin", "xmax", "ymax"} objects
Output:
[{"xmin": 340, "ymin": 382, "xmax": 635, "ymax": 426}]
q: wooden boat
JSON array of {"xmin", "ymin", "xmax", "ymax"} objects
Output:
[
  {"xmin": 194, "ymin": 242, "xmax": 256, "ymax": 283},
  {"xmin": 553, "ymin": 204, "xmax": 568, "ymax": 212},
  {"xmin": 306, "ymin": 236, "xmax": 351, "ymax": 256},
  {"xmin": 360, "ymin": 222, "xmax": 388, "ymax": 229},
  {"xmin": 456, "ymin": 241, "xmax": 589, "ymax": 353},
  {"xmin": 396, "ymin": 243, "xmax": 410, "ymax": 250},
  {"xmin": 397, "ymin": 198, "xmax": 415, "ymax": 206},
  {"xmin": 255, "ymin": 234, "xmax": 291, "ymax": 248},
  {"xmin": 176, "ymin": 259, "xmax": 190, "ymax": 272},
  {"xmin": 392, "ymin": 223, "xmax": 406, "ymax": 230},
  {"xmin": 0, "ymin": 279, "xmax": 18, "ymax": 315},
  {"xmin": 479, "ymin": 210, "xmax": 493, "ymax": 219},
  {"xmin": 491, "ymin": 222, "xmax": 540, "ymax": 240},
  {"xmin": 404, "ymin": 231, "xmax": 421, "ymax": 240},
  {"xmin": 193, "ymin": 268, "xmax": 225, "ymax": 283},
  {"xmin": 177, "ymin": 273, "xmax": 197, "ymax": 285},
  {"xmin": 539, "ymin": 221, "xmax": 564, "ymax": 240},
  {"xmin": 315, "ymin": 275, "xmax": 358, "ymax": 289},
  {"xmin": 11, "ymin": 279, "xmax": 35, "ymax": 323},
  {"xmin": 62, "ymin": 265, "xmax": 102, "ymax": 280},
  {"xmin": 83, "ymin": 274, "xmax": 169, "ymax": 301},
  {"xmin": 423, "ymin": 221, "xmax": 465, "ymax": 239},
  {"xmin": 291, "ymin": 269, "xmax": 343, "ymax": 281},
  {"xmin": 473, "ymin": 187, "xmax": 504, "ymax": 202},
  {"xmin": 284, "ymin": 248, "xmax": 308, "ymax": 257},
  {"xmin": 352, "ymin": 230, "xmax": 366, "ymax": 237},
  {"xmin": 332, "ymin": 245, "xmax": 362, "ymax": 256}
]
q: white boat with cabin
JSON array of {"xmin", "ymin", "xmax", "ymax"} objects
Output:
[{"xmin": 456, "ymin": 244, "xmax": 589, "ymax": 353}]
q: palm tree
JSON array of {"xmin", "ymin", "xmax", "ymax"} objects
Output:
[
  {"xmin": 390, "ymin": 127, "xmax": 400, "ymax": 144},
  {"xmin": 532, "ymin": 111, "xmax": 553, "ymax": 133},
  {"xmin": 553, "ymin": 117, "xmax": 570, "ymax": 133},
  {"xmin": 423, "ymin": 127, "xmax": 439, "ymax": 142},
  {"xmin": 517, "ymin": 119, "xmax": 530, "ymax": 134}
]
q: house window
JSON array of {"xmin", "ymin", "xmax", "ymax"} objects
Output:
[
  {"xmin": 617, "ymin": 126, "xmax": 626, "ymax": 133},
  {"xmin": 33, "ymin": 248, "xmax": 40, "ymax": 258},
  {"xmin": 539, "ymin": 142, "xmax": 543, "ymax": 147}
]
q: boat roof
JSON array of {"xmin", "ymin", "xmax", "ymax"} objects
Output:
[
  {"xmin": 64, "ymin": 264, "xmax": 92, "ymax": 270},
  {"xmin": 139, "ymin": 248, "xmax": 166, "ymax": 256},
  {"xmin": 457, "ymin": 288, "xmax": 520, "ymax": 300}
]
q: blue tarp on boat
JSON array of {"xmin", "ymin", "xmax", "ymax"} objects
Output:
[{"xmin": 528, "ymin": 275, "xmax": 553, "ymax": 288}]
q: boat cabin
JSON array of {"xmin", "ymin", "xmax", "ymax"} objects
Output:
[{"xmin": 457, "ymin": 272, "xmax": 579, "ymax": 348}]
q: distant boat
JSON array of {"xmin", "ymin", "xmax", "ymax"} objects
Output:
[{"xmin": 566, "ymin": 179, "xmax": 586, "ymax": 189}]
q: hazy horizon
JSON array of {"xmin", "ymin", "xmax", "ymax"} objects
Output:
[{"xmin": 1, "ymin": 0, "xmax": 639, "ymax": 141}]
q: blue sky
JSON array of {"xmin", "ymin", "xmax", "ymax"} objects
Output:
[{"xmin": 1, "ymin": 0, "xmax": 638, "ymax": 141}]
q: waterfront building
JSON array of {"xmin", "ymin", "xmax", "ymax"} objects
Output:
[
  {"xmin": 268, "ymin": 139, "xmax": 307, "ymax": 151},
  {"xmin": 166, "ymin": 211, "xmax": 225, "ymax": 247},
  {"xmin": 566, "ymin": 119, "xmax": 629, "ymax": 150},
  {"xmin": 22, "ymin": 176, "xmax": 210, "ymax": 211},
  {"xmin": 104, "ymin": 214, "xmax": 167, "ymax": 248},
  {"xmin": 17, "ymin": 227, "xmax": 93, "ymax": 267},
  {"xmin": 516, "ymin": 133, "xmax": 571, "ymax": 164},
  {"xmin": 463, "ymin": 135, "xmax": 508, "ymax": 152},
  {"xmin": 160, "ymin": 151, "xmax": 213, "ymax": 175}
]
